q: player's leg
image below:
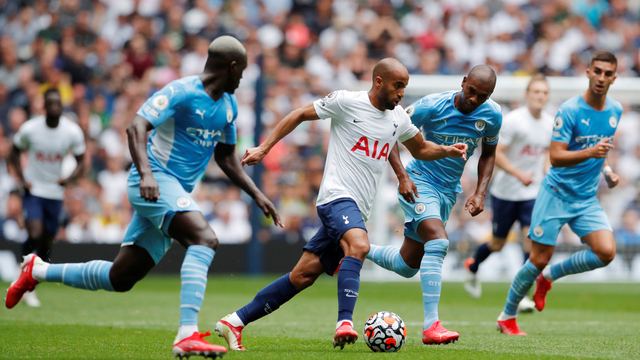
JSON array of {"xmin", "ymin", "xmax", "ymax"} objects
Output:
[
  {"xmin": 217, "ymin": 237, "xmax": 325, "ymax": 350},
  {"xmin": 21, "ymin": 192, "xmax": 44, "ymax": 260},
  {"xmin": 4, "ymin": 223, "xmax": 151, "ymax": 309},
  {"xmin": 167, "ymin": 210, "xmax": 228, "ymax": 358},
  {"xmin": 333, "ymin": 227, "xmax": 369, "ymax": 348},
  {"xmin": 515, "ymin": 225, "xmax": 536, "ymax": 313},
  {"xmin": 366, "ymin": 183, "xmax": 442, "ymax": 278},
  {"xmin": 412, "ymin": 218, "xmax": 458, "ymax": 344},
  {"xmin": 497, "ymin": 187, "xmax": 563, "ymax": 334}
]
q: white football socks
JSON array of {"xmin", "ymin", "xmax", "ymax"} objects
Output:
[
  {"xmin": 226, "ymin": 312, "xmax": 245, "ymax": 328},
  {"xmin": 498, "ymin": 311, "xmax": 516, "ymax": 321},
  {"xmin": 176, "ymin": 325, "xmax": 199, "ymax": 343},
  {"xmin": 336, "ymin": 319, "xmax": 353, "ymax": 330},
  {"xmin": 30, "ymin": 259, "xmax": 48, "ymax": 281}
]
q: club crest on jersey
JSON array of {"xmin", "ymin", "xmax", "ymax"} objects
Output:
[
  {"xmin": 414, "ymin": 203, "xmax": 426, "ymax": 214},
  {"xmin": 176, "ymin": 197, "xmax": 191, "ymax": 208},
  {"xmin": 533, "ymin": 226, "xmax": 544, "ymax": 237},
  {"xmin": 609, "ymin": 116, "xmax": 617, "ymax": 128},
  {"xmin": 227, "ymin": 108, "xmax": 233, "ymax": 123},
  {"xmin": 475, "ymin": 120, "xmax": 485, "ymax": 131},
  {"xmin": 405, "ymin": 106, "xmax": 415, "ymax": 117},
  {"xmin": 152, "ymin": 95, "xmax": 169, "ymax": 110},
  {"xmin": 554, "ymin": 116, "xmax": 563, "ymax": 130},
  {"xmin": 320, "ymin": 91, "xmax": 338, "ymax": 106}
]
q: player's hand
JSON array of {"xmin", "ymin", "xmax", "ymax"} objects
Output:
[
  {"xmin": 445, "ymin": 143, "xmax": 468, "ymax": 161},
  {"xmin": 241, "ymin": 146, "xmax": 268, "ymax": 166},
  {"xmin": 464, "ymin": 193, "xmax": 485, "ymax": 217},
  {"xmin": 589, "ymin": 138, "xmax": 614, "ymax": 159},
  {"xmin": 604, "ymin": 171, "xmax": 619, "ymax": 189},
  {"xmin": 139, "ymin": 175, "xmax": 160, "ymax": 202},
  {"xmin": 22, "ymin": 181, "xmax": 32, "ymax": 190},
  {"xmin": 517, "ymin": 172, "xmax": 534, "ymax": 186},
  {"xmin": 255, "ymin": 193, "xmax": 284, "ymax": 228},
  {"xmin": 398, "ymin": 174, "xmax": 418, "ymax": 203}
]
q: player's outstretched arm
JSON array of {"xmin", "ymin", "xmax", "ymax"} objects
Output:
[
  {"xmin": 214, "ymin": 143, "xmax": 284, "ymax": 227},
  {"xmin": 58, "ymin": 154, "xmax": 85, "ymax": 187},
  {"xmin": 389, "ymin": 143, "xmax": 418, "ymax": 203},
  {"xmin": 465, "ymin": 143, "xmax": 496, "ymax": 217},
  {"xmin": 400, "ymin": 132, "xmax": 468, "ymax": 162},
  {"xmin": 9, "ymin": 145, "xmax": 30, "ymax": 190},
  {"xmin": 127, "ymin": 115, "xmax": 159, "ymax": 202},
  {"xmin": 602, "ymin": 159, "xmax": 619, "ymax": 189},
  {"xmin": 241, "ymin": 103, "xmax": 320, "ymax": 166},
  {"xmin": 549, "ymin": 139, "xmax": 613, "ymax": 168},
  {"xmin": 495, "ymin": 142, "xmax": 533, "ymax": 186}
]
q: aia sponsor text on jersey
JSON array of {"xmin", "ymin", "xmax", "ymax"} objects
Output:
[
  {"xmin": 35, "ymin": 152, "xmax": 63, "ymax": 163},
  {"xmin": 351, "ymin": 136, "xmax": 390, "ymax": 161},
  {"xmin": 519, "ymin": 145, "xmax": 546, "ymax": 157}
]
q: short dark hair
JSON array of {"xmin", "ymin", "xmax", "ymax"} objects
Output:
[
  {"xmin": 590, "ymin": 50, "xmax": 617, "ymax": 69},
  {"xmin": 43, "ymin": 88, "xmax": 60, "ymax": 99},
  {"xmin": 526, "ymin": 73, "xmax": 547, "ymax": 91}
]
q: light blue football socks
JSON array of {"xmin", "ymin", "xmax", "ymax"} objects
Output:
[
  {"xmin": 179, "ymin": 245, "xmax": 214, "ymax": 327},
  {"xmin": 545, "ymin": 249, "xmax": 606, "ymax": 281},
  {"xmin": 367, "ymin": 244, "xmax": 419, "ymax": 278},
  {"xmin": 503, "ymin": 260, "xmax": 540, "ymax": 316},
  {"xmin": 421, "ymin": 239, "xmax": 448, "ymax": 329},
  {"xmin": 44, "ymin": 260, "xmax": 115, "ymax": 292}
]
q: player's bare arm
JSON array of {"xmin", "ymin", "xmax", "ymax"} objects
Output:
[
  {"xmin": 126, "ymin": 115, "xmax": 159, "ymax": 202},
  {"xmin": 9, "ymin": 144, "xmax": 31, "ymax": 189},
  {"xmin": 214, "ymin": 143, "xmax": 283, "ymax": 227},
  {"xmin": 549, "ymin": 138, "xmax": 613, "ymax": 168},
  {"xmin": 465, "ymin": 143, "xmax": 496, "ymax": 217},
  {"xmin": 389, "ymin": 143, "xmax": 418, "ymax": 203},
  {"xmin": 242, "ymin": 103, "xmax": 320, "ymax": 166},
  {"xmin": 495, "ymin": 142, "xmax": 532, "ymax": 186},
  {"xmin": 401, "ymin": 132, "xmax": 468, "ymax": 161},
  {"xmin": 602, "ymin": 158, "xmax": 619, "ymax": 188},
  {"xmin": 58, "ymin": 153, "xmax": 86, "ymax": 187}
]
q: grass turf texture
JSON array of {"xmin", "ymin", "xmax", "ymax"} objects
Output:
[{"xmin": 1, "ymin": 276, "xmax": 639, "ymax": 359}]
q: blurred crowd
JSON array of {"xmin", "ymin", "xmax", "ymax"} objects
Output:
[{"xmin": 1, "ymin": 0, "xmax": 640, "ymax": 253}]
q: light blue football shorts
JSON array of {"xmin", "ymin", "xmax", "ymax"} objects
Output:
[
  {"xmin": 122, "ymin": 171, "xmax": 201, "ymax": 264},
  {"xmin": 528, "ymin": 185, "xmax": 612, "ymax": 246},
  {"xmin": 398, "ymin": 181, "xmax": 457, "ymax": 243}
]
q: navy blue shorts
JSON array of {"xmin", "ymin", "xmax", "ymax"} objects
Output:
[
  {"xmin": 491, "ymin": 195, "xmax": 535, "ymax": 238},
  {"xmin": 303, "ymin": 198, "xmax": 367, "ymax": 276},
  {"xmin": 22, "ymin": 194, "xmax": 63, "ymax": 235}
]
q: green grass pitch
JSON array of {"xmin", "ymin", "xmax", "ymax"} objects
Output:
[{"xmin": 1, "ymin": 276, "xmax": 639, "ymax": 359}]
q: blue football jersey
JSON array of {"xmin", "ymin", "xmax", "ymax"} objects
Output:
[
  {"xmin": 544, "ymin": 95, "xmax": 623, "ymax": 200},
  {"xmin": 129, "ymin": 75, "xmax": 238, "ymax": 193},
  {"xmin": 404, "ymin": 91, "xmax": 502, "ymax": 193}
]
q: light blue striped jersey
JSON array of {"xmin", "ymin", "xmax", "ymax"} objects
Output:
[
  {"xmin": 405, "ymin": 91, "xmax": 502, "ymax": 193},
  {"xmin": 129, "ymin": 75, "xmax": 238, "ymax": 193},
  {"xmin": 544, "ymin": 95, "xmax": 622, "ymax": 200}
]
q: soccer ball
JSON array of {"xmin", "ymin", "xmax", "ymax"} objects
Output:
[{"xmin": 363, "ymin": 311, "xmax": 406, "ymax": 352}]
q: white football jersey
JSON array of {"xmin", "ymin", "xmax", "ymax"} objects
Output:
[
  {"xmin": 14, "ymin": 116, "xmax": 86, "ymax": 200},
  {"xmin": 313, "ymin": 90, "xmax": 419, "ymax": 220},
  {"xmin": 490, "ymin": 106, "xmax": 553, "ymax": 201}
]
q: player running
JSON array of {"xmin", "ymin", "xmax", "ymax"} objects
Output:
[
  {"xmin": 497, "ymin": 51, "xmax": 621, "ymax": 336},
  {"xmin": 464, "ymin": 74, "xmax": 553, "ymax": 313},
  {"xmin": 9, "ymin": 88, "xmax": 86, "ymax": 307},
  {"xmin": 366, "ymin": 65, "xmax": 502, "ymax": 344},
  {"xmin": 215, "ymin": 58, "xmax": 468, "ymax": 351},
  {"xmin": 6, "ymin": 36, "xmax": 281, "ymax": 359}
]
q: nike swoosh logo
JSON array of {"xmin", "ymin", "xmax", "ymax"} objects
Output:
[
  {"xmin": 345, "ymin": 294, "xmax": 358, "ymax": 297},
  {"xmin": 353, "ymin": 119, "xmax": 363, "ymax": 123}
]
